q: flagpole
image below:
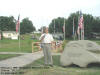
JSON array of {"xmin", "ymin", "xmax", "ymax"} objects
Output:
[
  {"xmin": 42, "ymin": 17, "xmax": 43, "ymax": 34},
  {"xmin": 82, "ymin": 13, "xmax": 84, "ymax": 40},
  {"xmin": 73, "ymin": 17, "xmax": 75, "ymax": 40},
  {"xmin": 80, "ymin": 11, "xmax": 84, "ymax": 40},
  {"xmin": 78, "ymin": 28, "xmax": 80, "ymax": 40},
  {"xmin": 81, "ymin": 28, "xmax": 82, "ymax": 40},
  {"xmin": 64, "ymin": 19, "xmax": 65, "ymax": 40},
  {"xmin": 78, "ymin": 15, "xmax": 80, "ymax": 40},
  {"xmin": 19, "ymin": 15, "xmax": 21, "ymax": 51},
  {"xmin": 54, "ymin": 19, "xmax": 55, "ymax": 34}
]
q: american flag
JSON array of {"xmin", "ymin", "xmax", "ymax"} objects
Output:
[
  {"xmin": 78, "ymin": 11, "xmax": 84, "ymax": 29},
  {"xmin": 16, "ymin": 15, "xmax": 20, "ymax": 32},
  {"xmin": 63, "ymin": 19, "xmax": 66, "ymax": 33}
]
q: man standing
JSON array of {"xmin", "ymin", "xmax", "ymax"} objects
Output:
[{"xmin": 39, "ymin": 27, "xmax": 54, "ymax": 66}]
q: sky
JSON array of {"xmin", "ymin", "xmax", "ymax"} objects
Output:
[{"xmin": 0, "ymin": 0, "xmax": 100, "ymax": 30}]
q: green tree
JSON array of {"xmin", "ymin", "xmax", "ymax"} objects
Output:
[
  {"xmin": 0, "ymin": 16, "xmax": 16, "ymax": 31},
  {"xmin": 66, "ymin": 12, "xmax": 96, "ymax": 38},
  {"xmin": 92, "ymin": 17, "xmax": 100, "ymax": 33},
  {"xmin": 49, "ymin": 11, "xmax": 100, "ymax": 39},
  {"xmin": 49, "ymin": 17, "xmax": 67, "ymax": 33},
  {"xmin": 20, "ymin": 18, "xmax": 36, "ymax": 34},
  {"xmin": 65, "ymin": 12, "xmax": 79, "ymax": 38}
]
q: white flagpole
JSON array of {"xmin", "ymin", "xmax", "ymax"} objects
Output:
[
  {"xmin": 73, "ymin": 17, "xmax": 75, "ymax": 40},
  {"xmin": 81, "ymin": 16, "xmax": 83, "ymax": 40},
  {"xmin": 41, "ymin": 17, "xmax": 43, "ymax": 34},
  {"xmin": 77, "ymin": 27, "xmax": 80, "ymax": 40},
  {"xmin": 81, "ymin": 28, "xmax": 82, "ymax": 40},
  {"xmin": 54, "ymin": 19, "xmax": 55, "ymax": 34},
  {"xmin": 64, "ymin": 19, "xmax": 65, "ymax": 40},
  {"xmin": 78, "ymin": 16, "xmax": 80, "ymax": 40},
  {"xmin": 83, "ymin": 21, "xmax": 84, "ymax": 40},
  {"xmin": 18, "ymin": 15, "xmax": 21, "ymax": 51}
]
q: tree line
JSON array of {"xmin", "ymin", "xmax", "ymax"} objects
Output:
[
  {"xmin": 0, "ymin": 11, "xmax": 100, "ymax": 39},
  {"xmin": 49, "ymin": 11, "xmax": 100, "ymax": 39}
]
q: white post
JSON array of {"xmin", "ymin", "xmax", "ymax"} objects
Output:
[
  {"xmin": 42, "ymin": 17, "xmax": 43, "ymax": 34},
  {"xmin": 64, "ymin": 19, "xmax": 66, "ymax": 40},
  {"xmin": 78, "ymin": 28, "xmax": 80, "ymax": 40},
  {"xmin": 19, "ymin": 28, "xmax": 21, "ymax": 51},
  {"xmin": 19, "ymin": 15, "xmax": 21, "ymax": 51},
  {"xmin": 81, "ymin": 28, "xmax": 82, "ymax": 40},
  {"xmin": 82, "ymin": 22, "xmax": 84, "ymax": 40},
  {"xmin": 78, "ymin": 16, "xmax": 80, "ymax": 40},
  {"xmin": 54, "ymin": 19, "xmax": 55, "ymax": 34},
  {"xmin": 73, "ymin": 17, "xmax": 75, "ymax": 40}
]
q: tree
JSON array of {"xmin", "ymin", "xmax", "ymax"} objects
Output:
[
  {"xmin": 0, "ymin": 16, "xmax": 16, "ymax": 31},
  {"xmin": 20, "ymin": 18, "xmax": 36, "ymax": 34},
  {"xmin": 49, "ymin": 17, "xmax": 67, "ymax": 33},
  {"xmin": 92, "ymin": 17, "xmax": 100, "ymax": 33}
]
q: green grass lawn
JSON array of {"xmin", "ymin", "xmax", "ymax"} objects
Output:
[
  {"xmin": 0, "ymin": 54, "xmax": 20, "ymax": 60},
  {"xmin": 92, "ymin": 40, "xmax": 100, "ymax": 45},
  {"xmin": 0, "ymin": 36, "xmax": 100, "ymax": 53},
  {"xmin": 0, "ymin": 34, "xmax": 39, "ymax": 53},
  {"xmin": 17, "ymin": 55, "xmax": 100, "ymax": 75}
]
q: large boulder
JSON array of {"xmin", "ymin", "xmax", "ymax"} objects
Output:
[{"xmin": 60, "ymin": 40, "xmax": 100, "ymax": 67}]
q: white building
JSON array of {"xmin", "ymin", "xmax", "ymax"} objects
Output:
[
  {"xmin": 2, "ymin": 31, "xmax": 19, "ymax": 40},
  {"xmin": 33, "ymin": 31, "xmax": 41, "ymax": 34}
]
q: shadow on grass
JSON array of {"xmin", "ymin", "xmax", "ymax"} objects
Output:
[
  {"xmin": 27, "ymin": 55, "xmax": 100, "ymax": 68},
  {"xmin": 25, "ymin": 55, "xmax": 61, "ymax": 68}
]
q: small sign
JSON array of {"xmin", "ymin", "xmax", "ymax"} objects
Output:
[{"xmin": 11, "ymin": 36, "xmax": 18, "ymax": 40}]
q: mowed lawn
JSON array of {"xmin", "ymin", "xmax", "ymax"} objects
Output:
[
  {"xmin": 92, "ymin": 40, "xmax": 100, "ymax": 45},
  {"xmin": 0, "ymin": 36, "xmax": 100, "ymax": 53},
  {"xmin": 0, "ymin": 34, "xmax": 40, "ymax": 53},
  {"xmin": 17, "ymin": 55, "xmax": 100, "ymax": 75}
]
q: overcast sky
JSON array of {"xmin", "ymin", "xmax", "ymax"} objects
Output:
[{"xmin": 0, "ymin": 0, "xmax": 100, "ymax": 30}]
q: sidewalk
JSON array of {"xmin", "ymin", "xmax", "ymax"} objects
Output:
[
  {"xmin": 0, "ymin": 51, "xmax": 61, "ymax": 74},
  {"xmin": 0, "ymin": 51, "xmax": 43, "ymax": 67},
  {"xmin": 0, "ymin": 51, "xmax": 61, "ymax": 67},
  {"xmin": 0, "ymin": 52, "xmax": 31, "ymax": 54}
]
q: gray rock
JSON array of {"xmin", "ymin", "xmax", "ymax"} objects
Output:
[{"xmin": 60, "ymin": 40, "xmax": 100, "ymax": 67}]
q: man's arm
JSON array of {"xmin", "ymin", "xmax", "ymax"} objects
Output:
[{"xmin": 39, "ymin": 34, "xmax": 45, "ymax": 42}]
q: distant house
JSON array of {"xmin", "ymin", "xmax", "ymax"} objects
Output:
[
  {"xmin": 2, "ymin": 31, "xmax": 19, "ymax": 40},
  {"xmin": 34, "ymin": 31, "xmax": 41, "ymax": 34}
]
